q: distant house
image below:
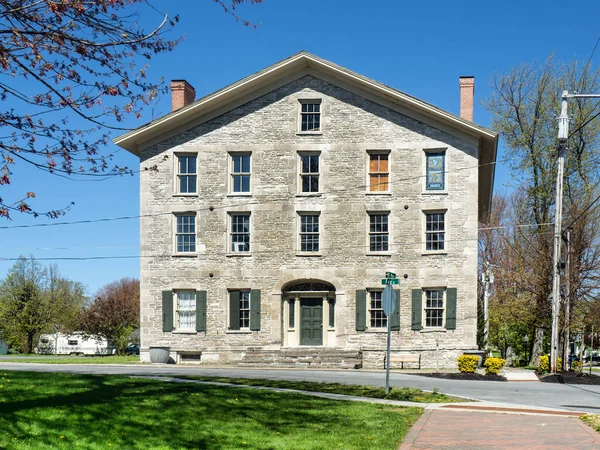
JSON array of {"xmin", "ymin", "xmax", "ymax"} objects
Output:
[
  {"xmin": 114, "ymin": 52, "xmax": 498, "ymax": 368},
  {"xmin": 0, "ymin": 339, "xmax": 7, "ymax": 355},
  {"xmin": 36, "ymin": 333, "xmax": 115, "ymax": 356}
]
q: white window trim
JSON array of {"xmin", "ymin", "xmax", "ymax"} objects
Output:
[
  {"xmin": 173, "ymin": 152, "xmax": 198, "ymax": 196},
  {"xmin": 422, "ymin": 209, "xmax": 448, "ymax": 255},
  {"xmin": 228, "ymin": 152, "xmax": 252, "ymax": 196},
  {"xmin": 173, "ymin": 212, "xmax": 198, "ymax": 256},
  {"xmin": 366, "ymin": 150, "xmax": 391, "ymax": 194},
  {"xmin": 297, "ymin": 98, "xmax": 323, "ymax": 135},
  {"xmin": 422, "ymin": 288, "xmax": 446, "ymax": 329},
  {"xmin": 366, "ymin": 210, "xmax": 391, "ymax": 255},
  {"xmin": 227, "ymin": 212, "xmax": 251, "ymax": 256},
  {"xmin": 297, "ymin": 151, "xmax": 321, "ymax": 195},
  {"xmin": 422, "ymin": 148, "xmax": 448, "ymax": 195},
  {"xmin": 296, "ymin": 211, "xmax": 321, "ymax": 256},
  {"xmin": 366, "ymin": 289, "xmax": 387, "ymax": 331},
  {"xmin": 174, "ymin": 290, "xmax": 197, "ymax": 332}
]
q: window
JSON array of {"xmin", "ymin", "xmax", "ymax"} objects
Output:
[
  {"xmin": 230, "ymin": 153, "xmax": 251, "ymax": 193},
  {"xmin": 425, "ymin": 152, "xmax": 445, "ymax": 191},
  {"xmin": 369, "ymin": 153, "xmax": 389, "ymax": 192},
  {"xmin": 40, "ymin": 338, "xmax": 49, "ymax": 344},
  {"xmin": 369, "ymin": 213, "xmax": 389, "ymax": 252},
  {"xmin": 162, "ymin": 290, "xmax": 206, "ymax": 333},
  {"xmin": 369, "ymin": 291, "xmax": 387, "ymax": 329},
  {"xmin": 299, "ymin": 153, "xmax": 320, "ymax": 193},
  {"xmin": 230, "ymin": 214, "xmax": 250, "ymax": 253},
  {"xmin": 68, "ymin": 340, "xmax": 78, "ymax": 346},
  {"xmin": 289, "ymin": 299, "xmax": 295, "ymax": 328},
  {"xmin": 328, "ymin": 299, "xmax": 335, "ymax": 328},
  {"xmin": 175, "ymin": 291, "xmax": 196, "ymax": 330},
  {"xmin": 299, "ymin": 213, "xmax": 320, "ymax": 252},
  {"xmin": 176, "ymin": 215, "xmax": 196, "ymax": 253},
  {"xmin": 299, "ymin": 100, "xmax": 321, "ymax": 132},
  {"xmin": 425, "ymin": 289, "xmax": 444, "ymax": 327},
  {"xmin": 229, "ymin": 290, "xmax": 261, "ymax": 331},
  {"xmin": 176, "ymin": 154, "xmax": 197, "ymax": 194},
  {"xmin": 239, "ymin": 291, "xmax": 250, "ymax": 329},
  {"xmin": 425, "ymin": 212, "xmax": 445, "ymax": 251}
]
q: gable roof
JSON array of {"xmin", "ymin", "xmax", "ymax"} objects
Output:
[{"xmin": 113, "ymin": 51, "xmax": 498, "ymax": 221}]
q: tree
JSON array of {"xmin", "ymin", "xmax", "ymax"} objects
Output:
[
  {"xmin": 0, "ymin": 257, "xmax": 86, "ymax": 353},
  {"xmin": 0, "ymin": 0, "xmax": 261, "ymax": 218},
  {"xmin": 485, "ymin": 56, "xmax": 600, "ymax": 365},
  {"xmin": 79, "ymin": 277, "xmax": 139, "ymax": 355}
]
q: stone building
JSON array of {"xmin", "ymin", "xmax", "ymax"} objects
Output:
[{"xmin": 114, "ymin": 52, "xmax": 498, "ymax": 368}]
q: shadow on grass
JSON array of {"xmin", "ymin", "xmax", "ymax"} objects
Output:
[{"xmin": 0, "ymin": 371, "xmax": 420, "ymax": 449}]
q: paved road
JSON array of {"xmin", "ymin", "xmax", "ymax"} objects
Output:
[{"xmin": 1, "ymin": 363, "xmax": 600, "ymax": 413}]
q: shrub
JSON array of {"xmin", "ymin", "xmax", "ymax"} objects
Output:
[
  {"xmin": 457, "ymin": 355, "xmax": 478, "ymax": 373},
  {"xmin": 484, "ymin": 357, "xmax": 506, "ymax": 375},
  {"xmin": 558, "ymin": 357, "xmax": 562, "ymax": 370},
  {"xmin": 539, "ymin": 355, "xmax": 549, "ymax": 374},
  {"xmin": 572, "ymin": 360, "xmax": 583, "ymax": 374}
]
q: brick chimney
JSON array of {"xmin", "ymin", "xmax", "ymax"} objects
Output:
[
  {"xmin": 171, "ymin": 80, "xmax": 196, "ymax": 111},
  {"xmin": 459, "ymin": 76, "xmax": 474, "ymax": 121}
]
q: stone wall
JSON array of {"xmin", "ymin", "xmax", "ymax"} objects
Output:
[{"xmin": 138, "ymin": 74, "xmax": 480, "ymax": 368}]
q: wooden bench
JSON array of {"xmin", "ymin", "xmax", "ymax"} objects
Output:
[{"xmin": 384, "ymin": 353, "xmax": 421, "ymax": 369}]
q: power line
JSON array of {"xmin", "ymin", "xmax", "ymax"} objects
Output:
[
  {"xmin": 0, "ymin": 225, "xmax": 555, "ymax": 262},
  {"xmin": 0, "ymin": 157, "xmax": 516, "ymax": 231}
]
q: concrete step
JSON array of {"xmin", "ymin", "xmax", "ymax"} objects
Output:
[{"xmin": 240, "ymin": 349, "xmax": 363, "ymax": 369}]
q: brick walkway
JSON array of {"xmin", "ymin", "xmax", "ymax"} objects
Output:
[{"xmin": 400, "ymin": 409, "xmax": 600, "ymax": 450}]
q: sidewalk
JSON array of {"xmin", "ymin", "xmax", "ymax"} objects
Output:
[
  {"xmin": 400, "ymin": 408, "xmax": 600, "ymax": 450},
  {"xmin": 142, "ymin": 375, "xmax": 600, "ymax": 449}
]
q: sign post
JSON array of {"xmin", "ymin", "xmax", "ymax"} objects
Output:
[{"xmin": 382, "ymin": 273, "xmax": 399, "ymax": 394}]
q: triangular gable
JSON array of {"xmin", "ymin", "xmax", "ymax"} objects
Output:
[{"xmin": 113, "ymin": 51, "xmax": 498, "ymax": 221}]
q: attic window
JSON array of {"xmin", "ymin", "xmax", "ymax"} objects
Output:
[{"xmin": 299, "ymin": 100, "xmax": 321, "ymax": 132}]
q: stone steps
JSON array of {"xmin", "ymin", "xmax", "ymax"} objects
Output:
[{"xmin": 240, "ymin": 348, "xmax": 363, "ymax": 369}]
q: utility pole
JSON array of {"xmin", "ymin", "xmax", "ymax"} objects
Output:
[
  {"xmin": 562, "ymin": 230, "xmax": 571, "ymax": 371},
  {"xmin": 552, "ymin": 91, "xmax": 600, "ymax": 373},
  {"xmin": 551, "ymin": 91, "xmax": 568, "ymax": 373},
  {"xmin": 481, "ymin": 265, "xmax": 493, "ymax": 357}
]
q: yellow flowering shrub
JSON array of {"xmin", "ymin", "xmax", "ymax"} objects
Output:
[
  {"xmin": 457, "ymin": 355, "xmax": 478, "ymax": 373},
  {"xmin": 484, "ymin": 357, "xmax": 506, "ymax": 375},
  {"xmin": 539, "ymin": 355, "xmax": 549, "ymax": 374}
]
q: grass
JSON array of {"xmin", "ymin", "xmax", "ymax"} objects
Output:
[
  {"xmin": 0, "ymin": 355, "xmax": 139, "ymax": 364},
  {"xmin": 582, "ymin": 414, "xmax": 600, "ymax": 433},
  {"xmin": 0, "ymin": 371, "xmax": 422, "ymax": 449},
  {"xmin": 181, "ymin": 375, "xmax": 467, "ymax": 403}
]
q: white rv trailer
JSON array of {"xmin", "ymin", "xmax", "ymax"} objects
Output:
[{"xmin": 36, "ymin": 333, "xmax": 115, "ymax": 355}]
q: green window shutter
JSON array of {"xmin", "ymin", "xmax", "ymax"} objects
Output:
[
  {"xmin": 391, "ymin": 289, "xmax": 400, "ymax": 331},
  {"xmin": 162, "ymin": 291, "xmax": 173, "ymax": 332},
  {"xmin": 446, "ymin": 288, "xmax": 457, "ymax": 330},
  {"xmin": 411, "ymin": 289, "xmax": 422, "ymax": 331},
  {"xmin": 196, "ymin": 290, "xmax": 207, "ymax": 332},
  {"xmin": 250, "ymin": 289, "xmax": 261, "ymax": 331},
  {"xmin": 229, "ymin": 291, "xmax": 240, "ymax": 330},
  {"xmin": 356, "ymin": 290, "xmax": 366, "ymax": 331}
]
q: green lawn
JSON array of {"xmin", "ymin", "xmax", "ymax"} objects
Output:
[
  {"xmin": 582, "ymin": 414, "xmax": 600, "ymax": 433},
  {"xmin": 182, "ymin": 375, "xmax": 466, "ymax": 403},
  {"xmin": 0, "ymin": 355, "xmax": 139, "ymax": 364},
  {"xmin": 0, "ymin": 371, "xmax": 422, "ymax": 449}
]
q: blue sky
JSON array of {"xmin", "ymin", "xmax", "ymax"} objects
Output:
[{"xmin": 1, "ymin": 0, "xmax": 599, "ymax": 295}]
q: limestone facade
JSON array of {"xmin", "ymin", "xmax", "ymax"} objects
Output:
[{"xmin": 135, "ymin": 71, "xmax": 488, "ymax": 369}]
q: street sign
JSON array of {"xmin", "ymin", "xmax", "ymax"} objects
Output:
[
  {"xmin": 382, "ymin": 285, "xmax": 396, "ymax": 316},
  {"xmin": 385, "ymin": 272, "xmax": 396, "ymax": 279},
  {"xmin": 381, "ymin": 278, "xmax": 399, "ymax": 285}
]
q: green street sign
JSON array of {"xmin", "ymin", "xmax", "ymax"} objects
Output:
[
  {"xmin": 381, "ymin": 278, "xmax": 400, "ymax": 285},
  {"xmin": 385, "ymin": 272, "xmax": 396, "ymax": 279},
  {"xmin": 389, "ymin": 278, "xmax": 399, "ymax": 285}
]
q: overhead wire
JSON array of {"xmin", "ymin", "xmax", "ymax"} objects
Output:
[{"xmin": 0, "ymin": 156, "xmax": 515, "ymax": 230}]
